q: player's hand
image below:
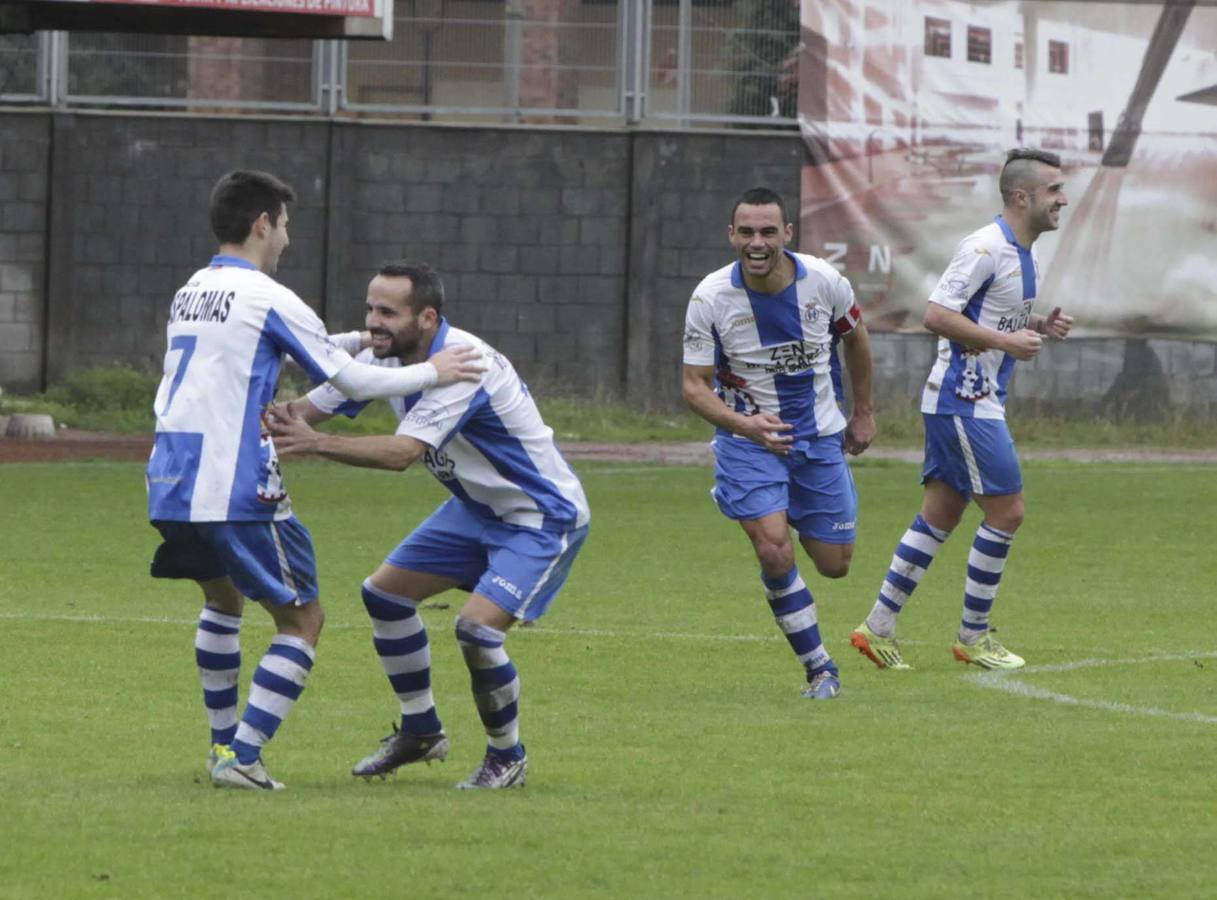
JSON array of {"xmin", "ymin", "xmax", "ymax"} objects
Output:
[
  {"xmin": 432, "ymin": 345, "xmax": 486, "ymax": 386},
  {"xmin": 1044, "ymin": 306, "xmax": 1073, "ymax": 340},
  {"xmin": 1003, "ymin": 328, "xmax": 1043, "ymax": 361},
  {"xmin": 844, "ymin": 409, "xmax": 875, "ymax": 456},
  {"xmin": 739, "ymin": 413, "xmax": 794, "ymax": 455},
  {"xmin": 265, "ymin": 402, "xmax": 320, "ymax": 454}
]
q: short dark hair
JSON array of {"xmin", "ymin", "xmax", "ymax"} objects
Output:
[
  {"xmin": 731, "ymin": 186, "xmax": 788, "ymax": 225},
  {"xmin": 999, "ymin": 148, "xmax": 1062, "ymax": 204},
  {"xmin": 378, "ymin": 262, "xmax": 444, "ymax": 315},
  {"xmin": 209, "ymin": 170, "xmax": 296, "ymax": 245}
]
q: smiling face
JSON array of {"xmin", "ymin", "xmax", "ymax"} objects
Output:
[
  {"xmin": 728, "ymin": 203, "xmax": 793, "ymax": 283},
  {"xmin": 1023, "ymin": 163, "xmax": 1068, "ymax": 235},
  {"xmin": 365, "ymin": 274, "xmax": 436, "ymax": 361}
]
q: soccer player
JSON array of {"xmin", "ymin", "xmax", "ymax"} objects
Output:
[
  {"xmin": 850, "ymin": 148, "xmax": 1073, "ymax": 671},
  {"xmin": 267, "ymin": 261, "xmax": 590, "ymax": 790},
  {"xmin": 681, "ymin": 186, "xmax": 875, "ymax": 700},
  {"xmin": 148, "ymin": 170, "xmax": 482, "ymax": 791}
]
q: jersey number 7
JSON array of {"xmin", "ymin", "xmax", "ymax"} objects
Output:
[{"xmin": 159, "ymin": 334, "xmax": 197, "ymax": 415}]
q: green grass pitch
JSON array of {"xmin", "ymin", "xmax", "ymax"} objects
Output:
[{"xmin": 1, "ymin": 458, "xmax": 1215, "ymax": 898}]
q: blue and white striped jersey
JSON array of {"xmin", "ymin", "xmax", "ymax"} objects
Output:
[
  {"xmin": 307, "ymin": 319, "xmax": 590, "ymax": 533},
  {"xmin": 682, "ymin": 251, "xmax": 862, "ymax": 452},
  {"xmin": 147, "ymin": 255, "xmax": 354, "ymax": 523},
  {"xmin": 921, "ymin": 216, "xmax": 1041, "ymax": 420}
]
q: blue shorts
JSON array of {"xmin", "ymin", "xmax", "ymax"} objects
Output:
[
  {"xmin": 921, "ymin": 414, "xmax": 1023, "ymax": 499},
  {"xmin": 385, "ymin": 498, "xmax": 588, "ymax": 622},
  {"xmin": 711, "ymin": 432, "xmax": 858, "ymax": 544},
  {"xmin": 150, "ymin": 517, "xmax": 319, "ymax": 606}
]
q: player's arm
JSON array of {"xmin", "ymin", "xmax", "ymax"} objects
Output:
[
  {"xmin": 267, "ymin": 403, "xmax": 427, "ymax": 471},
  {"xmin": 681, "ymin": 364, "xmax": 792, "ymax": 454},
  {"xmin": 277, "ymin": 396, "xmax": 335, "ymax": 427},
  {"xmin": 329, "ymin": 345, "xmax": 483, "ymax": 401},
  {"xmin": 838, "ymin": 323, "xmax": 875, "ymax": 456},
  {"xmin": 329, "ymin": 330, "xmax": 372, "ymax": 355},
  {"xmin": 924, "ymin": 303, "xmax": 1042, "ymax": 361}
]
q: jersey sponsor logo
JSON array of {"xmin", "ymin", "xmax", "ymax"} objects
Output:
[
  {"xmin": 168, "ymin": 288, "xmax": 234, "ymax": 324},
  {"xmin": 404, "ymin": 401, "xmax": 450, "ymax": 429},
  {"xmin": 995, "ymin": 300, "xmax": 1034, "ymax": 334},
  {"xmin": 683, "ymin": 328, "xmax": 706, "ymax": 352},
  {"xmin": 941, "ymin": 275, "xmax": 971, "ymax": 300},
  {"xmin": 490, "ymin": 574, "xmax": 523, "ymax": 600},
  {"xmin": 722, "ymin": 314, "xmax": 756, "ymax": 335},
  {"xmin": 765, "ymin": 342, "xmax": 821, "ymax": 375},
  {"xmin": 313, "ymin": 326, "xmax": 339, "ymax": 358},
  {"xmin": 423, "ymin": 446, "xmax": 456, "ymax": 481},
  {"xmin": 954, "ymin": 355, "xmax": 992, "ymax": 402}
]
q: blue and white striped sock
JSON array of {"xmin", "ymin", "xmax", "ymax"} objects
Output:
[
  {"xmin": 195, "ymin": 606, "xmax": 241, "ymax": 747},
  {"xmin": 866, "ymin": 514, "xmax": 951, "ymax": 637},
  {"xmin": 231, "ymin": 634, "xmax": 315, "ymax": 765},
  {"xmin": 362, "ymin": 580, "xmax": 442, "ymax": 736},
  {"xmin": 960, "ymin": 522, "xmax": 1014, "ymax": 642},
  {"xmin": 763, "ymin": 567, "xmax": 835, "ymax": 677},
  {"xmin": 455, "ymin": 616, "xmax": 523, "ymax": 761}
]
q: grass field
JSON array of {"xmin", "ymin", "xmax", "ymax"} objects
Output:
[{"xmin": 2, "ymin": 458, "xmax": 1216, "ymax": 898}]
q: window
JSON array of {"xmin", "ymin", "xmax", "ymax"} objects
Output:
[
  {"xmin": 1014, "ymin": 40, "xmax": 1024, "ymax": 69},
  {"xmin": 1048, "ymin": 39, "xmax": 1069, "ymax": 74},
  {"xmin": 925, "ymin": 17, "xmax": 951, "ymax": 59},
  {"xmin": 967, "ymin": 26, "xmax": 991, "ymax": 64}
]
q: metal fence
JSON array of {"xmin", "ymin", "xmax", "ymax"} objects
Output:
[{"xmin": 0, "ymin": 0, "xmax": 798, "ymax": 128}]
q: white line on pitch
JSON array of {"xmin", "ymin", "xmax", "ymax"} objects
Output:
[{"xmin": 965, "ymin": 652, "xmax": 1217, "ymax": 725}]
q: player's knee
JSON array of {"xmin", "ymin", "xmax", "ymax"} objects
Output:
[
  {"xmin": 753, "ymin": 538, "xmax": 794, "ymax": 574},
  {"xmin": 812, "ymin": 550, "xmax": 852, "ymax": 579}
]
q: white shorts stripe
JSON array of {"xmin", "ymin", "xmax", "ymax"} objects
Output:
[
  {"xmin": 270, "ymin": 522, "xmax": 299, "ymax": 598},
  {"xmin": 953, "ymin": 415, "xmax": 984, "ymax": 494}
]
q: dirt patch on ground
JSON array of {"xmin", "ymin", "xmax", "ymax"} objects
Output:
[{"xmin": 1, "ymin": 431, "xmax": 1214, "ymax": 465}]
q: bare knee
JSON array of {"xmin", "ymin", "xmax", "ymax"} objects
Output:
[
  {"xmin": 810, "ymin": 545, "xmax": 853, "ymax": 579},
  {"xmin": 753, "ymin": 536, "xmax": 795, "ymax": 576},
  {"xmin": 978, "ymin": 494, "xmax": 1025, "ymax": 535}
]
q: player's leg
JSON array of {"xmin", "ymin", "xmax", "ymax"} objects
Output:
[
  {"xmin": 350, "ymin": 500, "xmax": 481, "ymax": 778},
  {"xmin": 948, "ymin": 417, "xmax": 1026, "ymax": 669},
  {"xmin": 455, "ymin": 521, "xmax": 588, "ymax": 788},
  {"xmin": 204, "ymin": 517, "xmax": 324, "ymax": 790},
  {"xmin": 852, "ymin": 415, "xmax": 969, "ymax": 669},
  {"xmin": 352, "ymin": 565, "xmax": 462, "ymax": 778},
  {"xmin": 149, "ymin": 522, "xmax": 243, "ymax": 771},
  {"xmin": 739, "ymin": 511, "xmax": 840, "ymax": 699},
  {"xmin": 197, "ymin": 577, "xmax": 245, "ymax": 772}
]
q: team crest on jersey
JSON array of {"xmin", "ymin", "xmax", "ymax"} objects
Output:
[
  {"xmin": 800, "ymin": 305, "xmax": 819, "ymax": 324},
  {"xmin": 683, "ymin": 328, "xmax": 705, "ymax": 352},
  {"xmin": 954, "ymin": 355, "xmax": 992, "ymax": 402}
]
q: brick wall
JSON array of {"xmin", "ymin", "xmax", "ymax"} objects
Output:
[
  {"xmin": 2, "ymin": 109, "xmax": 1214, "ymax": 420},
  {"xmin": 0, "ymin": 114, "xmax": 50, "ymax": 393}
]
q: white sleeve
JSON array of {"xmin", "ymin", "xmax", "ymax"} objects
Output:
[
  {"xmin": 329, "ymin": 331, "xmax": 363, "ymax": 356},
  {"xmin": 329, "ymin": 359, "xmax": 438, "ymax": 401},
  {"xmin": 395, "ymin": 374, "xmax": 487, "ymax": 449},
  {"xmin": 682, "ymin": 293, "xmax": 717, "ymax": 366},
  {"xmin": 265, "ymin": 289, "xmax": 353, "ymax": 382},
  {"xmin": 928, "ymin": 237, "xmax": 997, "ymax": 313}
]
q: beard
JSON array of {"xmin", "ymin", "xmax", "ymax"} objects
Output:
[{"xmin": 369, "ymin": 328, "xmax": 421, "ymax": 360}]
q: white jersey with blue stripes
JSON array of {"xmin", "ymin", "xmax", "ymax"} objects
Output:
[
  {"xmin": 921, "ymin": 216, "xmax": 1041, "ymax": 420},
  {"xmin": 682, "ymin": 251, "xmax": 862, "ymax": 450},
  {"xmin": 306, "ymin": 320, "xmax": 590, "ymax": 533},
  {"xmin": 147, "ymin": 255, "xmax": 354, "ymax": 523}
]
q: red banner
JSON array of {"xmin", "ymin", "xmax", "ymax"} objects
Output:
[{"xmin": 47, "ymin": 0, "xmax": 375, "ymax": 16}]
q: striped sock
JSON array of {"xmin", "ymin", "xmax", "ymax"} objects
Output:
[
  {"xmin": 866, "ymin": 514, "xmax": 951, "ymax": 637},
  {"xmin": 231, "ymin": 634, "xmax": 315, "ymax": 765},
  {"xmin": 455, "ymin": 616, "xmax": 523, "ymax": 761},
  {"xmin": 195, "ymin": 606, "xmax": 241, "ymax": 747},
  {"xmin": 960, "ymin": 522, "xmax": 1014, "ymax": 642},
  {"xmin": 763, "ymin": 567, "xmax": 835, "ymax": 677},
  {"xmin": 361, "ymin": 580, "xmax": 442, "ymax": 736}
]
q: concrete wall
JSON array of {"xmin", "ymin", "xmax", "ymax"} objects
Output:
[{"xmin": 1, "ymin": 109, "xmax": 1213, "ymax": 419}]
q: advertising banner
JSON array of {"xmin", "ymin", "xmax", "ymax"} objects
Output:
[{"xmin": 798, "ymin": 0, "xmax": 1217, "ymax": 339}]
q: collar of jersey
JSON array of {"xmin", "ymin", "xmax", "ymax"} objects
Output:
[
  {"xmin": 209, "ymin": 254, "xmax": 259, "ymax": 270},
  {"xmin": 730, "ymin": 250, "xmax": 806, "ymax": 290},
  {"xmin": 993, "ymin": 215, "xmax": 1029, "ymax": 251},
  {"xmin": 425, "ymin": 317, "xmax": 451, "ymax": 359}
]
